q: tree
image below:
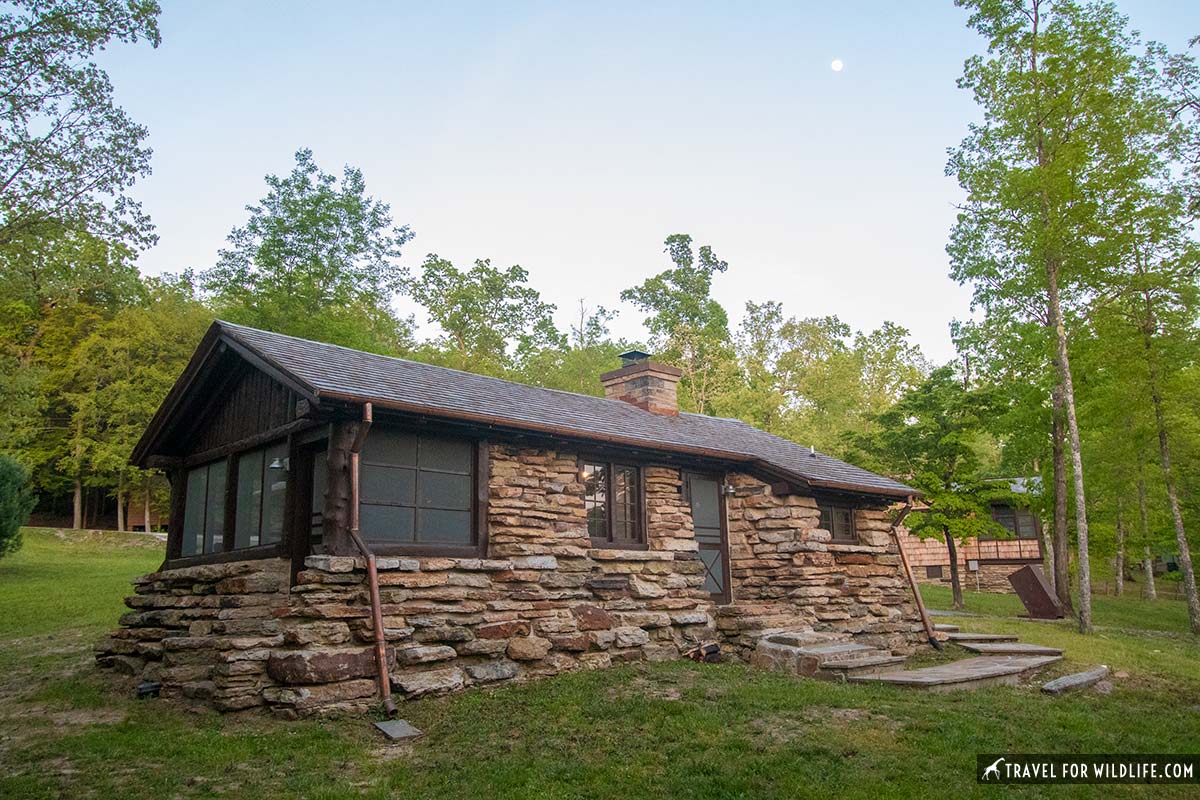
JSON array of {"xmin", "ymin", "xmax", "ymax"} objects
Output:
[
  {"xmin": 0, "ymin": 453, "xmax": 35, "ymax": 558},
  {"xmin": 621, "ymin": 234, "xmax": 737, "ymax": 414},
  {"xmin": 853, "ymin": 366, "xmax": 1009, "ymax": 609},
  {"xmin": 516, "ymin": 302, "xmax": 634, "ymax": 395},
  {"xmin": 68, "ymin": 275, "xmax": 211, "ymax": 531},
  {"xmin": 409, "ymin": 255, "xmax": 562, "ymax": 376},
  {"xmin": 0, "ymin": 0, "xmax": 160, "ymax": 247},
  {"xmin": 200, "ymin": 149, "xmax": 414, "ymax": 355},
  {"xmin": 948, "ymin": 0, "xmax": 1168, "ymax": 632}
]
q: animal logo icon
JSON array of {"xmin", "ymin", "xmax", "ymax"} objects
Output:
[{"xmin": 982, "ymin": 757, "xmax": 1006, "ymax": 781}]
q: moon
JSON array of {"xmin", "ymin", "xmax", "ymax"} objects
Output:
[{"xmin": 831, "ymin": 59, "xmax": 844, "ymax": 72}]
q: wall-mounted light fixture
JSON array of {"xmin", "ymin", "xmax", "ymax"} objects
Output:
[{"xmin": 268, "ymin": 456, "xmax": 290, "ymax": 472}]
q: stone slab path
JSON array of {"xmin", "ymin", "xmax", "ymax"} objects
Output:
[
  {"xmin": 849, "ymin": 655, "xmax": 1063, "ymax": 691},
  {"xmin": 957, "ymin": 642, "xmax": 1063, "ymax": 656}
]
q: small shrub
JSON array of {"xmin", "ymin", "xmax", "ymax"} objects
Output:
[{"xmin": 0, "ymin": 454, "xmax": 35, "ymax": 558}]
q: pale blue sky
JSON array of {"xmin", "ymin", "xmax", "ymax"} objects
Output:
[{"xmin": 102, "ymin": 1, "xmax": 1199, "ymax": 363}]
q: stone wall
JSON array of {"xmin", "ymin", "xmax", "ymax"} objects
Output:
[
  {"xmin": 97, "ymin": 447, "xmax": 923, "ymax": 714},
  {"xmin": 97, "ymin": 444, "xmax": 716, "ymax": 716},
  {"xmin": 717, "ymin": 473, "xmax": 923, "ymax": 655}
]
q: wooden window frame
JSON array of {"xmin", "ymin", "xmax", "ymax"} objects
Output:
[
  {"xmin": 579, "ymin": 456, "xmax": 647, "ymax": 550},
  {"xmin": 358, "ymin": 431, "xmax": 487, "ymax": 558},
  {"xmin": 165, "ymin": 437, "xmax": 292, "ymax": 569},
  {"xmin": 818, "ymin": 502, "xmax": 857, "ymax": 543}
]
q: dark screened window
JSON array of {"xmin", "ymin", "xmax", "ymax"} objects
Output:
[
  {"xmin": 234, "ymin": 441, "xmax": 289, "ymax": 548},
  {"xmin": 819, "ymin": 503, "xmax": 855, "ymax": 543},
  {"xmin": 583, "ymin": 460, "xmax": 643, "ymax": 546},
  {"xmin": 987, "ymin": 506, "xmax": 1039, "ymax": 541},
  {"xmin": 359, "ymin": 428, "xmax": 474, "ymax": 546},
  {"xmin": 182, "ymin": 460, "xmax": 226, "ymax": 556},
  {"xmin": 926, "ymin": 565, "xmax": 944, "ymax": 579}
]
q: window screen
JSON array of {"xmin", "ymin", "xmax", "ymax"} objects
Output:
[
  {"xmin": 359, "ymin": 429, "xmax": 474, "ymax": 546},
  {"xmin": 233, "ymin": 442, "xmax": 289, "ymax": 549}
]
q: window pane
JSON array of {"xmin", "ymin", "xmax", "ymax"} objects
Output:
[
  {"xmin": 310, "ymin": 449, "xmax": 327, "ymax": 544},
  {"xmin": 361, "ymin": 464, "xmax": 415, "ymax": 505},
  {"xmin": 833, "ymin": 508, "xmax": 853, "ymax": 541},
  {"xmin": 361, "ymin": 503, "xmax": 414, "ymax": 542},
  {"xmin": 992, "ymin": 506, "xmax": 1016, "ymax": 532},
  {"xmin": 182, "ymin": 467, "xmax": 207, "ymax": 557},
  {"xmin": 819, "ymin": 504, "xmax": 832, "ymax": 533},
  {"xmin": 419, "ymin": 436, "xmax": 472, "ymax": 473},
  {"xmin": 689, "ymin": 476, "xmax": 719, "ymax": 528},
  {"xmin": 613, "ymin": 466, "xmax": 640, "ymax": 541},
  {"xmin": 583, "ymin": 462, "xmax": 607, "ymax": 540},
  {"xmin": 204, "ymin": 461, "xmax": 226, "ymax": 554},
  {"xmin": 260, "ymin": 442, "xmax": 288, "ymax": 545},
  {"xmin": 361, "ymin": 428, "xmax": 416, "ymax": 466},
  {"xmin": 235, "ymin": 450, "xmax": 264, "ymax": 548},
  {"xmin": 417, "ymin": 508, "xmax": 472, "ymax": 543},
  {"xmin": 419, "ymin": 471, "xmax": 471, "ymax": 510}
]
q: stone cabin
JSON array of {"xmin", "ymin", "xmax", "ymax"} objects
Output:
[
  {"xmin": 898, "ymin": 479, "xmax": 1047, "ymax": 594},
  {"xmin": 98, "ymin": 322, "xmax": 922, "ymax": 716}
]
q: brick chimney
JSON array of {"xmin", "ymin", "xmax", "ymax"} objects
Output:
[{"xmin": 600, "ymin": 350, "xmax": 682, "ymax": 416}]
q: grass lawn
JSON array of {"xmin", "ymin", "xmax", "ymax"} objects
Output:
[{"xmin": 0, "ymin": 528, "xmax": 1197, "ymax": 799}]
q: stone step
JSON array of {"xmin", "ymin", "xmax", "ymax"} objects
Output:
[
  {"xmin": 848, "ymin": 655, "xmax": 1063, "ymax": 692},
  {"xmin": 764, "ymin": 630, "xmax": 849, "ymax": 648},
  {"xmin": 944, "ymin": 632, "xmax": 1019, "ymax": 643},
  {"xmin": 819, "ymin": 653, "xmax": 908, "ymax": 679},
  {"xmin": 933, "ymin": 623, "xmax": 960, "ymax": 633},
  {"xmin": 956, "ymin": 642, "xmax": 1063, "ymax": 656},
  {"xmin": 792, "ymin": 642, "xmax": 878, "ymax": 660}
]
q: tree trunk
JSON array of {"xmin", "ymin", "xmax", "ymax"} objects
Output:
[
  {"xmin": 944, "ymin": 529, "xmax": 964, "ymax": 611},
  {"xmin": 1143, "ymin": 549, "xmax": 1158, "ymax": 601},
  {"xmin": 1143, "ymin": 329, "xmax": 1200, "ymax": 634},
  {"xmin": 1114, "ymin": 501, "xmax": 1125, "ymax": 596},
  {"xmin": 116, "ymin": 481, "xmax": 125, "ymax": 533},
  {"xmin": 1046, "ymin": 267, "xmax": 1092, "ymax": 633},
  {"xmin": 1042, "ymin": 520, "xmax": 1056, "ymax": 593},
  {"xmin": 72, "ymin": 478, "xmax": 83, "ymax": 530},
  {"xmin": 144, "ymin": 487, "xmax": 152, "ymax": 533},
  {"xmin": 1051, "ymin": 386, "xmax": 1073, "ymax": 612}
]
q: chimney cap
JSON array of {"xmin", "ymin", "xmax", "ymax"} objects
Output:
[{"xmin": 618, "ymin": 349, "xmax": 652, "ymax": 367}]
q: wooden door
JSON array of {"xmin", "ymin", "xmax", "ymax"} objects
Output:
[{"xmin": 686, "ymin": 472, "xmax": 731, "ymax": 604}]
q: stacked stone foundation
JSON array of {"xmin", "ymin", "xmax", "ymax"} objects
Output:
[{"xmin": 97, "ymin": 446, "xmax": 924, "ymax": 714}]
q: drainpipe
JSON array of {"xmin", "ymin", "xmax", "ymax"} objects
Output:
[
  {"xmin": 346, "ymin": 402, "xmax": 399, "ymax": 717},
  {"xmin": 891, "ymin": 498, "xmax": 942, "ymax": 650}
]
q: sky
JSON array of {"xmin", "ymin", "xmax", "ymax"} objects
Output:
[{"xmin": 101, "ymin": 1, "xmax": 1200, "ymax": 364}]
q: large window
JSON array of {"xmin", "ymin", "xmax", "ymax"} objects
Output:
[
  {"xmin": 359, "ymin": 428, "xmax": 475, "ymax": 547},
  {"xmin": 818, "ymin": 503, "xmax": 856, "ymax": 543},
  {"xmin": 987, "ymin": 506, "xmax": 1039, "ymax": 540},
  {"xmin": 582, "ymin": 460, "xmax": 643, "ymax": 547},
  {"xmin": 234, "ymin": 441, "xmax": 289, "ymax": 548},
  {"xmin": 181, "ymin": 460, "xmax": 227, "ymax": 556}
]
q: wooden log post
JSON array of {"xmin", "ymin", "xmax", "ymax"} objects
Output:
[{"xmin": 323, "ymin": 419, "xmax": 360, "ymax": 556}]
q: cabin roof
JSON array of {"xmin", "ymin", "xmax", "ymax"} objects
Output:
[{"xmin": 134, "ymin": 321, "xmax": 915, "ymax": 499}]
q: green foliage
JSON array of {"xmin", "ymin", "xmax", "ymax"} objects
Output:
[
  {"xmin": 621, "ymin": 234, "xmax": 737, "ymax": 413},
  {"xmin": 409, "ymin": 255, "xmax": 562, "ymax": 375},
  {"xmin": 200, "ymin": 149, "xmax": 414, "ymax": 355},
  {"xmin": 719, "ymin": 305, "xmax": 930, "ymax": 456},
  {"xmin": 0, "ymin": 0, "xmax": 161, "ymax": 247},
  {"xmin": 516, "ymin": 303, "xmax": 634, "ymax": 395},
  {"xmin": 0, "ymin": 456, "xmax": 34, "ymax": 557},
  {"xmin": 853, "ymin": 366, "xmax": 1010, "ymax": 543}
]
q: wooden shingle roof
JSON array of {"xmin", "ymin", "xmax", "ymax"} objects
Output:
[{"xmin": 141, "ymin": 321, "xmax": 915, "ymax": 499}]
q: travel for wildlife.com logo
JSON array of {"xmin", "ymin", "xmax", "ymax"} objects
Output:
[{"xmin": 976, "ymin": 754, "xmax": 1199, "ymax": 784}]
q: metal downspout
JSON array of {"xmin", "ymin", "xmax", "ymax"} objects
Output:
[{"xmin": 347, "ymin": 402, "xmax": 399, "ymax": 716}]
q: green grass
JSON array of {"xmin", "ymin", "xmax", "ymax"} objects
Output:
[{"xmin": 1, "ymin": 527, "xmax": 1198, "ymax": 799}]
